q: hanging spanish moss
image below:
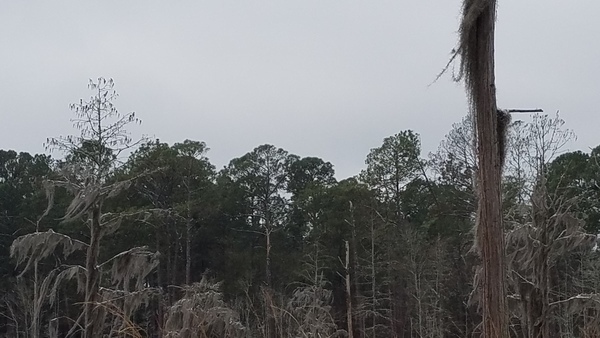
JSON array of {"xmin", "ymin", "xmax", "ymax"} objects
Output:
[{"xmin": 457, "ymin": 0, "xmax": 498, "ymax": 105}]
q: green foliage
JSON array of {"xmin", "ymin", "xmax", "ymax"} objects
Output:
[
  {"xmin": 545, "ymin": 149, "xmax": 600, "ymax": 233},
  {"xmin": 1, "ymin": 82, "xmax": 598, "ymax": 338},
  {"xmin": 287, "ymin": 156, "xmax": 336, "ymax": 197},
  {"xmin": 0, "ymin": 151, "xmax": 59, "ymax": 288},
  {"xmin": 361, "ymin": 130, "xmax": 422, "ymax": 222}
]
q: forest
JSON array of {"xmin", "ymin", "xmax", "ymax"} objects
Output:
[{"xmin": 1, "ymin": 78, "xmax": 599, "ymax": 338}]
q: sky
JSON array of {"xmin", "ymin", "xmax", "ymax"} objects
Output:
[{"xmin": 1, "ymin": 1, "xmax": 598, "ymax": 179}]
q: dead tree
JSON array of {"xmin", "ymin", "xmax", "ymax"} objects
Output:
[{"xmin": 454, "ymin": 0, "xmax": 508, "ymax": 336}]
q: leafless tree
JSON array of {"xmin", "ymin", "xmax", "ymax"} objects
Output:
[
  {"xmin": 11, "ymin": 78, "xmax": 158, "ymax": 338},
  {"xmin": 452, "ymin": 0, "xmax": 508, "ymax": 335},
  {"xmin": 505, "ymin": 113, "xmax": 594, "ymax": 338}
]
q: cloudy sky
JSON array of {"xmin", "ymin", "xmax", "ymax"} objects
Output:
[{"xmin": 1, "ymin": 1, "xmax": 597, "ymax": 179}]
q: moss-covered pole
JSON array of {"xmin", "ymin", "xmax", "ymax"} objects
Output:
[{"xmin": 457, "ymin": 0, "xmax": 508, "ymax": 336}]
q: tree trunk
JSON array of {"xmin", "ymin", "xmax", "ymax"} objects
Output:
[
  {"xmin": 265, "ymin": 224, "xmax": 275, "ymax": 338},
  {"xmin": 84, "ymin": 206, "xmax": 102, "ymax": 338},
  {"xmin": 474, "ymin": 68, "xmax": 508, "ymax": 335},
  {"xmin": 185, "ymin": 219, "xmax": 192, "ymax": 285},
  {"xmin": 155, "ymin": 227, "xmax": 164, "ymax": 337},
  {"xmin": 458, "ymin": 0, "xmax": 508, "ymax": 336},
  {"xmin": 185, "ymin": 179, "xmax": 192, "ymax": 285},
  {"xmin": 472, "ymin": 4, "xmax": 508, "ymax": 337},
  {"xmin": 346, "ymin": 241, "xmax": 355, "ymax": 338},
  {"xmin": 265, "ymin": 226, "xmax": 272, "ymax": 288},
  {"xmin": 31, "ymin": 260, "xmax": 39, "ymax": 338},
  {"xmin": 348, "ymin": 201, "xmax": 361, "ymax": 338},
  {"xmin": 371, "ymin": 220, "xmax": 377, "ymax": 338}
]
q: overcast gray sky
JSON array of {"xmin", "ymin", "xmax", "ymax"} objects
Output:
[{"xmin": 1, "ymin": 1, "xmax": 598, "ymax": 179}]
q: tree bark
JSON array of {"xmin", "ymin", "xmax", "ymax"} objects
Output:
[
  {"xmin": 84, "ymin": 206, "xmax": 102, "ymax": 338},
  {"xmin": 185, "ymin": 177, "xmax": 192, "ymax": 285},
  {"xmin": 370, "ymin": 220, "xmax": 377, "ymax": 338},
  {"xmin": 265, "ymin": 227, "xmax": 272, "ymax": 288},
  {"xmin": 265, "ymin": 222, "xmax": 275, "ymax": 338},
  {"xmin": 185, "ymin": 219, "xmax": 192, "ymax": 285},
  {"xmin": 471, "ymin": 2, "xmax": 508, "ymax": 336},
  {"xmin": 458, "ymin": 0, "xmax": 509, "ymax": 336},
  {"xmin": 345, "ymin": 240, "xmax": 354, "ymax": 338},
  {"xmin": 32, "ymin": 260, "xmax": 39, "ymax": 338},
  {"xmin": 155, "ymin": 227, "xmax": 164, "ymax": 337}
]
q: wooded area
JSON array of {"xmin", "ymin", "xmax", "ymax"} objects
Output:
[{"xmin": 1, "ymin": 78, "xmax": 599, "ymax": 337}]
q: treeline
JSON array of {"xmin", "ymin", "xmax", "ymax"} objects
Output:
[{"xmin": 1, "ymin": 79, "xmax": 600, "ymax": 337}]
